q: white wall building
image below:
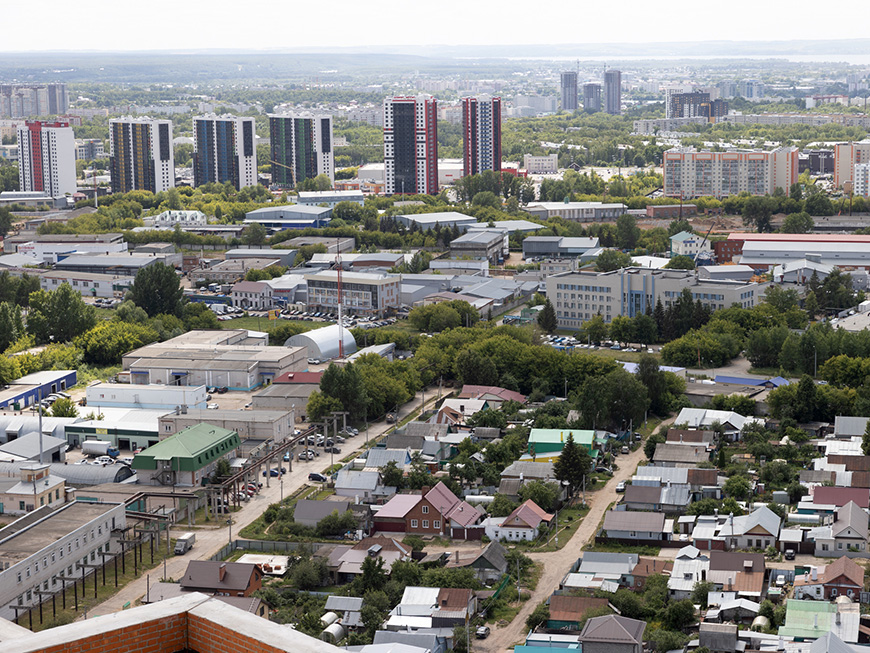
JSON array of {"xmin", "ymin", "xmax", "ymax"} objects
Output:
[
  {"xmin": 17, "ymin": 120, "xmax": 76, "ymax": 197},
  {"xmin": 86, "ymin": 382, "xmax": 207, "ymax": 410},
  {"xmin": 143, "ymin": 210, "xmax": 207, "ymax": 228},
  {"xmin": 670, "ymin": 231, "xmax": 713, "ymax": 258},
  {"xmin": 834, "ymin": 142, "xmax": 870, "ymax": 189},
  {"xmin": 523, "ymin": 154, "xmax": 558, "ymax": 174},
  {"xmin": 0, "ymin": 501, "xmax": 126, "ymax": 621},
  {"xmin": 18, "ymin": 239, "xmax": 128, "ymax": 264},
  {"xmin": 305, "ymin": 270, "xmax": 400, "ymax": 317},
  {"xmin": 852, "ymin": 162, "xmax": 870, "ymax": 197}
]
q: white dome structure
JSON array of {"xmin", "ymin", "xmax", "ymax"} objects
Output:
[{"xmin": 285, "ymin": 324, "xmax": 357, "ymax": 362}]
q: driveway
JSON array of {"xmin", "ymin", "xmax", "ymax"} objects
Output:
[
  {"xmin": 476, "ymin": 416, "xmax": 676, "ymax": 653},
  {"xmin": 86, "ymin": 386, "xmax": 441, "ymax": 617}
]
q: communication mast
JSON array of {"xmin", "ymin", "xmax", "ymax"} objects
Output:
[{"xmin": 336, "ymin": 238, "xmax": 344, "ymax": 359}]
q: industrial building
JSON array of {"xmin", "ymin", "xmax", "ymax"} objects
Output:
[
  {"xmin": 285, "ymin": 324, "xmax": 358, "ymax": 362},
  {"xmin": 63, "ymin": 408, "xmax": 167, "ymax": 450},
  {"xmin": 54, "ymin": 253, "xmax": 178, "ymax": 277},
  {"xmin": 545, "ymin": 267, "xmax": 770, "ymax": 328},
  {"xmin": 0, "ymin": 370, "xmax": 77, "ymax": 411},
  {"xmin": 39, "ymin": 270, "xmax": 131, "ymax": 299},
  {"xmin": 131, "ymin": 423, "xmax": 241, "ymax": 487},
  {"xmin": 0, "ymin": 463, "xmax": 66, "ymax": 514},
  {"xmin": 449, "ymin": 230, "xmax": 504, "ymax": 265},
  {"xmin": 522, "ymin": 236, "xmax": 600, "ymax": 259},
  {"xmin": 394, "ymin": 212, "xmax": 478, "ymax": 232},
  {"xmin": 296, "ymin": 190, "xmax": 364, "ymax": 207},
  {"xmin": 524, "ymin": 202, "xmax": 627, "ymax": 222},
  {"xmin": 85, "ymin": 383, "xmax": 207, "ymax": 411},
  {"xmin": 719, "ymin": 233, "xmax": 870, "ymax": 271},
  {"xmin": 121, "ymin": 330, "xmax": 306, "ymax": 391},
  {"xmin": 244, "ymin": 205, "xmax": 333, "ymax": 231},
  {"xmin": 0, "ymin": 500, "xmax": 126, "ymax": 621},
  {"xmin": 158, "ymin": 408, "xmax": 295, "ymax": 443},
  {"xmin": 204, "ymin": 257, "xmax": 283, "ymax": 283}
]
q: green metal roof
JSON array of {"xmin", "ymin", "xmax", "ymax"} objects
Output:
[
  {"xmin": 131, "ymin": 423, "xmax": 240, "ymax": 473},
  {"xmin": 670, "ymin": 230, "xmax": 694, "ymax": 242},
  {"xmin": 528, "ymin": 429, "xmax": 595, "ymax": 446}
]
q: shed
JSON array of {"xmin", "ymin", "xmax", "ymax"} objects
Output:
[{"xmin": 286, "ymin": 324, "xmax": 357, "ymax": 362}]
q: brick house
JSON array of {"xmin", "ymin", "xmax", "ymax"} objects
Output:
[
  {"xmin": 794, "ymin": 556, "xmax": 865, "ymax": 600},
  {"xmin": 180, "ymin": 561, "xmax": 262, "ymax": 598},
  {"xmin": 372, "ymin": 482, "xmax": 483, "ymax": 539}
]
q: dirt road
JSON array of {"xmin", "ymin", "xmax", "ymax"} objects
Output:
[
  {"xmin": 477, "ymin": 416, "xmax": 675, "ymax": 653},
  {"xmin": 86, "ymin": 387, "xmax": 441, "ymax": 617}
]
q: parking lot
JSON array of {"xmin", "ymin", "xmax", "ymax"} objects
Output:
[{"xmin": 542, "ymin": 334, "xmax": 658, "ymax": 354}]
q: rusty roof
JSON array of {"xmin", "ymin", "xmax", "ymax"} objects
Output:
[{"xmin": 549, "ymin": 595, "xmax": 610, "ymax": 623}]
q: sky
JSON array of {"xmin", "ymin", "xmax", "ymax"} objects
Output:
[{"xmin": 4, "ymin": 0, "xmax": 870, "ymax": 52}]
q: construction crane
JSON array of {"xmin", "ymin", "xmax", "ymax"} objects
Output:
[
  {"xmin": 693, "ymin": 219, "xmax": 719, "ymax": 263},
  {"xmin": 268, "ymin": 159, "xmax": 295, "ymax": 188}
]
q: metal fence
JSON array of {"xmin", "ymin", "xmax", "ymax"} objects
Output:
[{"xmin": 208, "ymin": 539, "xmax": 329, "ymax": 561}]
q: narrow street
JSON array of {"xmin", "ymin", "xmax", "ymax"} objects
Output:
[
  {"xmin": 86, "ymin": 387, "xmax": 441, "ymax": 617},
  {"xmin": 476, "ymin": 416, "xmax": 675, "ymax": 653}
]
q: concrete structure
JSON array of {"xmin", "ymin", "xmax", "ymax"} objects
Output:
[
  {"xmin": 193, "ymin": 115, "xmax": 257, "ymax": 190},
  {"xmin": 384, "ymin": 96, "xmax": 438, "ymax": 195},
  {"xmin": 604, "ymin": 70, "xmax": 622, "ymax": 115},
  {"xmin": 560, "ymin": 72, "xmax": 579, "ymax": 112},
  {"xmin": 524, "ymin": 202, "xmax": 627, "ymax": 222},
  {"xmin": 0, "ymin": 370, "xmax": 77, "ymax": 411},
  {"xmin": 85, "ymin": 383, "xmax": 207, "ymax": 411},
  {"xmin": 109, "ymin": 117, "xmax": 175, "ymax": 194},
  {"xmin": 54, "ymin": 253, "xmax": 175, "ymax": 277},
  {"xmin": 0, "ymin": 463, "xmax": 66, "ymax": 514},
  {"xmin": 0, "ymin": 82, "xmax": 68, "ymax": 118},
  {"xmin": 583, "ymin": 83, "xmax": 602, "ymax": 113},
  {"xmin": 204, "ymin": 257, "xmax": 282, "ymax": 283},
  {"xmin": 462, "ymin": 96, "xmax": 501, "ymax": 177},
  {"xmin": 158, "ymin": 409, "xmax": 295, "ymax": 443},
  {"xmin": 449, "ymin": 230, "xmax": 504, "ymax": 265},
  {"xmin": 231, "ymin": 280, "xmax": 274, "ymax": 310},
  {"xmin": 14, "ymin": 232, "xmax": 127, "ymax": 264},
  {"xmin": 834, "ymin": 141, "xmax": 870, "ymax": 189},
  {"xmin": 226, "ymin": 248, "xmax": 297, "ymax": 267},
  {"xmin": 670, "ymin": 230, "xmax": 713, "ymax": 258},
  {"xmin": 75, "ymin": 138, "xmax": 104, "ymax": 161},
  {"xmin": 296, "ymin": 190, "xmax": 364, "ymax": 207},
  {"xmin": 305, "ymin": 270, "xmax": 400, "ymax": 317},
  {"xmin": 0, "ymin": 500, "xmax": 126, "ymax": 620},
  {"xmin": 38, "ymin": 270, "xmax": 127, "ymax": 299},
  {"xmin": 523, "ymin": 154, "xmax": 558, "ymax": 174},
  {"xmin": 546, "ymin": 267, "xmax": 769, "ymax": 328},
  {"xmin": 122, "ymin": 330, "xmax": 305, "ymax": 391},
  {"xmin": 268, "ymin": 112, "xmax": 334, "ymax": 188},
  {"xmin": 286, "ymin": 236, "xmax": 355, "ymax": 254},
  {"xmin": 663, "ymin": 146, "xmax": 799, "ymax": 198},
  {"xmin": 17, "ymin": 120, "xmax": 76, "ymax": 197},
  {"xmin": 244, "ymin": 205, "xmax": 332, "ymax": 231},
  {"xmin": 131, "ymin": 423, "xmax": 241, "ymax": 486},
  {"xmin": 143, "ymin": 210, "xmax": 206, "ymax": 229}
]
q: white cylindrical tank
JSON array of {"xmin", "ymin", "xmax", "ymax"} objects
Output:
[
  {"xmin": 321, "ymin": 612, "xmax": 339, "ymax": 627},
  {"xmin": 321, "ymin": 623, "xmax": 346, "ymax": 643},
  {"xmin": 465, "ymin": 495, "xmax": 495, "ymax": 505},
  {"xmin": 836, "ymin": 595, "xmax": 853, "ymax": 604},
  {"xmin": 786, "ymin": 514, "xmax": 820, "ymax": 524}
]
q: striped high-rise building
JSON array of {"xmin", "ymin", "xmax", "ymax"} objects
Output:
[
  {"xmin": 462, "ymin": 96, "xmax": 502, "ymax": 178},
  {"xmin": 109, "ymin": 117, "xmax": 175, "ymax": 194},
  {"xmin": 604, "ymin": 69, "xmax": 622, "ymax": 115},
  {"xmin": 560, "ymin": 71, "xmax": 578, "ymax": 112},
  {"xmin": 383, "ymin": 95, "xmax": 438, "ymax": 195},
  {"xmin": 17, "ymin": 120, "xmax": 76, "ymax": 196},
  {"xmin": 268, "ymin": 113, "xmax": 334, "ymax": 189},
  {"xmin": 192, "ymin": 115, "xmax": 257, "ymax": 189}
]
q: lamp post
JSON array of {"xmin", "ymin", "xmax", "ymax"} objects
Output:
[{"xmin": 226, "ymin": 518, "xmax": 232, "ymax": 549}]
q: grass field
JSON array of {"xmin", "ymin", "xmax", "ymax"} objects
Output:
[{"xmin": 222, "ymin": 316, "xmax": 324, "ymax": 333}]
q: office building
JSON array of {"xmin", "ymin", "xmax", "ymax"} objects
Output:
[
  {"xmin": 16, "ymin": 120, "xmax": 76, "ymax": 197},
  {"xmin": 523, "ymin": 154, "xmax": 558, "ymax": 174},
  {"xmin": 604, "ymin": 70, "xmax": 622, "ymax": 115},
  {"xmin": 739, "ymin": 80, "xmax": 764, "ymax": 100},
  {"xmin": 0, "ymin": 83, "xmax": 68, "ymax": 118},
  {"xmin": 545, "ymin": 267, "xmax": 769, "ymax": 329},
  {"xmin": 834, "ymin": 142, "xmax": 870, "ymax": 189},
  {"xmin": 560, "ymin": 71, "xmax": 579, "ymax": 112},
  {"xmin": 513, "ymin": 94, "xmax": 557, "ymax": 115},
  {"xmin": 462, "ymin": 95, "xmax": 502, "ymax": 177},
  {"xmin": 109, "ymin": 117, "xmax": 175, "ymax": 194},
  {"xmin": 131, "ymin": 424, "xmax": 241, "ymax": 486},
  {"xmin": 583, "ymin": 83, "xmax": 602, "ymax": 113},
  {"xmin": 192, "ymin": 115, "xmax": 257, "ymax": 189},
  {"xmin": 855, "ymin": 163, "xmax": 870, "ymax": 197},
  {"xmin": 663, "ymin": 146, "xmax": 799, "ymax": 199},
  {"xmin": 304, "ymin": 270, "xmax": 401, "ymax": 317},
  {"xmin": 75, "ymin": 139, "xmax": 105, "ymax": 161},
  {"xmin": 524, "ymin": 201, "xmax": 627, "ymax": 222},
  {"xmin": 383, "ymin": 95, "xmax": 438, "ymax": 195},
  {"xmin": 268, "ymin": 112, "xmax": 334, "ymax": 188},
  {"xmin": 718, "ymin": 81, "xmax": 738, "ymax": 99}
]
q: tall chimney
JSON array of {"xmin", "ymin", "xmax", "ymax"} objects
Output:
[
  {"xmin": 455, "ymin": 550, "xmax": 459, "ymax": 563},
  {"xmin": 219, "ymin": 562, "xmax": 227, "ymax": 581},
  {"xmin": 811, "ymin": 567, "xmax": 817, "ymax": 581}
]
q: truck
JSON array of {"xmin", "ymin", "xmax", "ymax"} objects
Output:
[
  {"xmin": 174, "ymin": 532, "xmax": 195, "ymax": 555},
  {"xmin": 82, "ymin": 440, "xmax": 120, "ymax": 458}
]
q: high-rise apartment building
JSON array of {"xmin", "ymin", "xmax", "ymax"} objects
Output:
[
  {"xmin": 17, "ymin": 120, "xmax": 76, "ymax": 196},
  {"xmin": 663, "ymin": 146, "xmax": 799, "ymax": 199},
  {"xmin": 604, "ymin": 70, "xmax": 622, "ymax": 115},
  {"xmin": 583, "ymin": 83, "xmax": 602, "ymax": 113},
  {"xmin": 109, "ymin": 117, "xmax": 175, "ymax": 194},
  {"xmin": 560, "ymin": 72, "xmax": 579, "ymax": 112},
  {"xmin": 383, "ymin": 95, "xmax": 438, "ymax": 195},
  {"xmin": 0, "ymin": 83, "xmax": 68, "ymax": 118},
  {"xmin": 192, "ymin": 115, "xmax": 257, "ymax": 189},
  {"xmin": 462, "ymin": 95, "xmax": 502, "ymax": 177},
  {"xmin": 666, "ymin": 92, "xmax": 728, "ymax": 120},
  {"xmin": 268, "ymin": 113, "xmax": 334, "ymax": 189},
  {"xmin": 834, "ymin": 142, "xmax": 870, "ymax": 189}
]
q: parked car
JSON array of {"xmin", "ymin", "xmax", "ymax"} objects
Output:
[
  {"xmin": 308, "ymin": 358, "xmax": 321, "ymax": 365},
  {"xmin": 207, "ymin": 403, "xmax": 219, "ymax": 409},
  {"xmin": 216, "ymin": 387, "xmax": 229, "ymax": 394},
  {"xmin": 615, "ymin": 481, "xmax": 626, "ymax": 493},
  {"xmin": 308, "ymin": 472, "xmax": 327, "ymax": 482},
  {"xmin": 324, "ymin": 446, "xmax": 341, "ymax": 454},
  {"xmin": 262, "ymin": 468, "xmax": 285, "ymax": 477},
  {"xmin": 476, "ymin": 626, "xmax": 491, "ymax": 639},
  {"xmin": 784, "ymin": 549, "xmax": 796, "ymax": 560}
]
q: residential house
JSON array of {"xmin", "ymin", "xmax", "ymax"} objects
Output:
[
  {"xmin": 633, "ymin": 466, "xmax": 723, "ymax": 501},
  {"xmin": 667, "ymin": 429, "xmax": 716, "ymax": 447},
  {"xmin": 326, "ymin": 536, "xmax": 412, "ymax": 584},
  {"xmin": 546, "ymin": 595, "xmax": 612, "ymax": 631},
  {"xmin": 778, "ymin": 599, "xmax": 860, "ymax": 643},
  {"xmin": 833, "ymin": 416, "xmax": 870, "ymax": 439},
  {"xmin": 364, "ymin": 448, "xmax": 413, "ymax": 472},
  {"xmin": 810, "ymin": 501, "xmax": 869, "ymax": 558},
  {"xmin": 457, "ymin": 385, "xmax": 527, "ymax": 406},
  {"xmin": 799, "ymin": 487, "xmax": 870, "ymax": 518},
  {"xmin": 699, "ymin": 623, "xmax": 740, "ymax": 653},
  {"xmin": 561, "ymin": 552, "xmax": 639, "ymax": 593},
  {"xmin": 716, "ymin": 505, "xmax": 781, "ymax": 551},
  {"xmin": 673, "ymin": 407, "xmax": 764, "ymax": 441},
  {"xmin": 525, "ymin": 428, "xmax": 595, "ymax": 464},
  {"xmin": 231, "ymin": 280, "xmax": 274, "ymax": 310},
  {"xmin": 180, "ymin": 561, "xmax": 262, "ymax": 598},
  {"xmin": 372, "ymin": 482, "xmax": 483, "ymax": 539},
  {"xmin": 602, "ymin": 510, "xmax": 672, "ymax": 543},
  {"xmin": 499, "ymin": 461, "xmax": 562, "ymax": 501},
  {"xmin": 445, "ymin": 540, "xmax": 508, "ymax": 584},
  {"xmin": 668, "ymin": 546, "xmax": 711, "ymax": 600},
  {"xmin": 334, "ymin": 470, "xmax": 386, "ymax": 502},
  {"xmin": 293, "ymin": 499, "xmax": 371, "ymax": 534},
  {"xmin": 626, "ymin": 557, "xmax": 673, "ymax": 591},
  {"xmin": 708, "ymin": 599, "xmax": 759, "ymax": 625},
  {"xmin": 577, "ymin": 615, "xmax": 645, "ymax": 653},
  {"xmin": 621, "ymin": 483, "xmax": 691, "ymax": 513},
  {"xmin": 483, "ymin": 500, "xmax": 554, "ymax": 542},
  {"xmin": 707, "ymin": 551, "xmax": 766, "ymax": 601},
  {"xmin": 794, "ymin": 556, "xmax": 865, "ymax": 600},
  {"xmin": 372, "ymin": 631, "xmax": 448, "ymax": 653},
  {"xmin": 429, "ymin": 398, "xmax": 489, "ymax": 427},
  {"xmin": 651, "ymin": 442, "xmax": 710, "ymax": 467}
]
